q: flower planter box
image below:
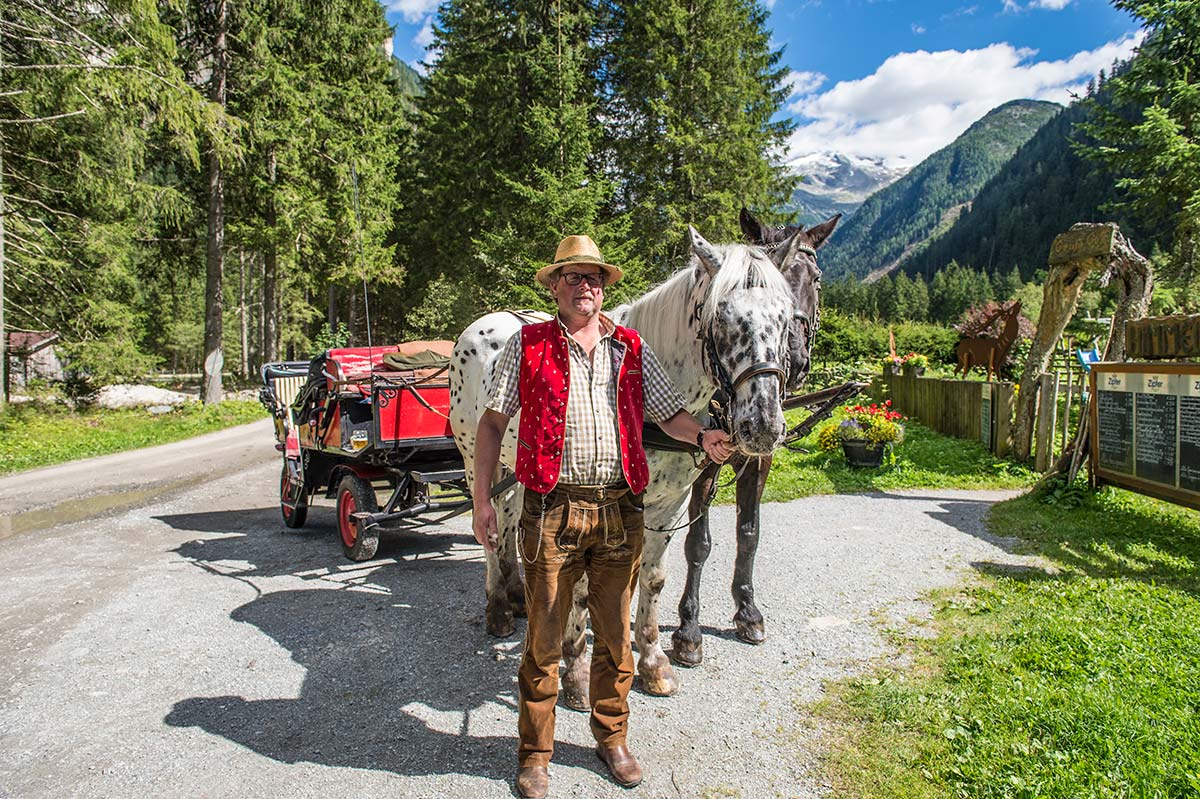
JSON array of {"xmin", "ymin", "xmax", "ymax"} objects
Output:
[{"xmin": 841, "ymin": 439, "xmax": 886, "ymax": 468}]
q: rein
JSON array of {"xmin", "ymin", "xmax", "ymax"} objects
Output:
[{"xmin": 644, "ymin": 455, "xmax": 757, "ymax": 534}]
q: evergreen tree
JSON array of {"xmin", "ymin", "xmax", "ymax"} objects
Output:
[
  {"xmin": 993, "ymin": 265, "xmax": 1023, "ymax": 300},
  {"xmin": 1, "ymin": 0, "xmax": 213, "ymax": 398},
  {"xmin": 399, "ymin": 0, "xmax": 628, "ymax": 336},
  {"xmin": 1079, "ymin": 1, "xmax": 1200, "ymax": 303},
  {"xmin": 909, "ymin": 273, "xmax": 930, "ymax": 321},
  {"xmin": 605, "ymin": 0, "xmax": 796, "ymax": 275}
]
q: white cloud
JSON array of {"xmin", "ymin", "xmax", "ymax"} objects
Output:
[
  {"xmin": 414, "ymin": 16, "xmax": 435, "ymax": 49},
  {"xmin": 387, "ymin": 0, "xmax": 439, "ymax": 24},
  {"xmin": 787, "ymin": 70, "xmax": 827, "ymax": 97},
  {"xmin": 785, "ymin": 32, "xmax": 1143, "ymax": 167},
  {"xmin": 912, "ymin": 23, "xmax": 927, "ymax": 34},
  {"xmin": 1004, "ymin": 0, "xmax": 1074, "ymax": 12}
]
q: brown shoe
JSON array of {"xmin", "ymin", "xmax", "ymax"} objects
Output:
[
  {"xmin": 516, "ymin": 765, "xmax": 549, "ymax": 799},
  {"xmin": 596, "ymin": 744, "xmax": 643, "ymax": 788}
]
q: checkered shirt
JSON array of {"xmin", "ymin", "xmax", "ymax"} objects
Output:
[{"xmin": 486, "ymin": 314, "xmax": 686, "ymax": 486}]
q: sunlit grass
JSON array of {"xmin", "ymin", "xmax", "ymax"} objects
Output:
[
  {"xmin": 0, "ymin": 400, "xmax": 267, "ymax": 475},
  {"xmin": 816, "ymin": 484, "xmax": 1200, "ymax": 798},
  {"xmin": 715, "ymin": 409, "xmax": 1036, "ymax": 505}
]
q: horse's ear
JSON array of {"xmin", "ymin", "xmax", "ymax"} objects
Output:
[
  {"xmin": 739, "ymin": 207, "xmax": 772, "ymax": 245},
  {"xmin": 806, "ymin": 213, "xmax": 842, "ymax": 249},
  {"xmin": 688, "ymin": 226, "xmax": 722, "ymax": 274},
  {"xmin": 766, "ymin": 228, "xmax": 805, "ymax": 269}
]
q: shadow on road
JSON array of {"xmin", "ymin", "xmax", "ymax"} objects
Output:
[
  {"xmin": 860, "ymin": 491, "xmax": 1027, "ymax": 555},
  {"xmin": 155, "ymin": 507, "xmax": 595, "ymax": 786}
]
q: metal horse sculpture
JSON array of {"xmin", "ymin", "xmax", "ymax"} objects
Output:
[
  {"xmin": 448, "ymin": 226, "xmax": 797, "ymax": 703},
  {"xmin": 671, "ymin": 209, "xmax": 840, "ymax": 667},
  {"xmin": 954, "ymin": 300, "xmax": 1023, "ymax": 382}
]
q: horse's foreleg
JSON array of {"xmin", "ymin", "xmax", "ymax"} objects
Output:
[
  {"xmin": 732, "ymin": 455, "xmax": 769, "ymax": 645},
  {"xmin": 559, "ymin": 574, "xmax": 591, "ymax": 711},
  {"xmin": 635, "ymin": 522, "xmax": 679, "ymax": 696},
  {"xmin": 671, "ymin": 462, "xmax": 720, "ymax": 667},
  {"xmin": 485, "ymin": 471, "xmax": 523, "ymax": 637}
]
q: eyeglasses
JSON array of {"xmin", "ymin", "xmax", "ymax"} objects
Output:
[{"xmin": 560, "ymin": 271, "xmax": 605, "ymax": 288}]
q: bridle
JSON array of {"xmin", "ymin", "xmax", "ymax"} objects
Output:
[{"xmin": 697, "ymin": 282, "xmax": 791, "ymax": 435}]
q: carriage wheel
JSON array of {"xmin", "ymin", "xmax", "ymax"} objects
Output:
[
  {"xmin": 280, "ymin": 463, "xmax": 308, "ymax": 529},
  {"xmin": 337, "ymin": 474, "xmax": 380, "ymax": 561}
]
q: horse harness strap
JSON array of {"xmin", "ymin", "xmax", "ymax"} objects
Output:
[{"xmin": 731, "ymin": 361, "xmax": 786, "ymax": 392}]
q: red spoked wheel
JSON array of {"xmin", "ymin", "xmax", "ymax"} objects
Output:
[
  {"xmin": 280, "ymin": 462, "xmax": 308, "ymax": 528},
  {"xmin": 337, "ymin": 474, "xmax": 380, "ymax": 561}
]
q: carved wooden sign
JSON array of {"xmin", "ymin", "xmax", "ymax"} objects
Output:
[{"xmin": 1126, "ymin": 314, "xmax": 1200, "ymax": 360}]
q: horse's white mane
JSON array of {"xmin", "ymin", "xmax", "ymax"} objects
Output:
[{"xmin": 618, "ymin": 242, "xmax": 789, "ymax": 350}]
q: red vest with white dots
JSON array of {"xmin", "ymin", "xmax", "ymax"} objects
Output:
[{"xmin": 515, "ymin": 319, "xmax": 649, "ymax": 494}]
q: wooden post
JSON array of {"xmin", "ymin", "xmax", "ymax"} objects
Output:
[
  {"xmin": 1014, "ymin": 224, "xmax": 1116, "ymax": 461},
  {"xmin": 995, "ymin": 383, "xmax": 1014, "ymax": 458},
  {"xmin": 1061, "ymin": 354, "xmax": 1074, "ymax": 461},
  {"xmin": 1034, "ymin": 372, "xmax": 1059, "ymax": 471}
]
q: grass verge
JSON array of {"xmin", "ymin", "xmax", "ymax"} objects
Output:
[
  {"xmin": 715, "ymin": 410, "xmax": 1037, "ymax": 505},
  {"xmin": 816, "ymin": 483, "xmax": 1200, "ymax": 798},
  {"xmin": 0, "ymin": 401, "xmax": 267, "ymax": 476}
]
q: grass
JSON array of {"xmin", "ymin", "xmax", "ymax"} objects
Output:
[
  {"xmin": 815, "ymin": 482, "xmax": 1200, "ymax": 799},
  {"xmin": 714, "ymin": 408, "xmax": 1037, "ymax": 505},
  {"xmin": 0, "ymin": 400, "xmax": 267, "ymax": 475}
]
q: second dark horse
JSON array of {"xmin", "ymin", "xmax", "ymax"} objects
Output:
[{"xmin": 671, "ymin": 208, "xmax": 840, "ymax": 667}]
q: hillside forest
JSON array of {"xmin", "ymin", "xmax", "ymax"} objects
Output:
[{"xmin": 2, "ymin": 0, "xmax": 1199, "ymax": 404}]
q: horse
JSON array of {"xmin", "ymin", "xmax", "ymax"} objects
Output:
[
  {"xmin": 448, "ymin": 225, "xmax": 800, "ymax": 704},
  {"xmin": 672, "ymin": 209, "xmax": 839, "ymax": 668}
]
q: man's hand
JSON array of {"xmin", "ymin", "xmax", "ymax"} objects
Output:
[
  {"xmin": 473, "ymin": 501, "xmax": 499, "ymax": 553},
  {"xmin": 701, "ymin": 428, "xmax": 735, "ymax": 464}
]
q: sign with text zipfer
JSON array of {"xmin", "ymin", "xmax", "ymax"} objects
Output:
[{"xmin": 1091, "ymin": 363, "xmax": 1200, "ymax": 511}]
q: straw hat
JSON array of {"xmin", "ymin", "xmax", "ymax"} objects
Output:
[{"xmin": 536, "ymin": 235, "xmax": 624, "ymax": 287}]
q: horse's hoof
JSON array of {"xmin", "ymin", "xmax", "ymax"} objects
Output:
[
  {"xmin": 669, "ymin": 632, "xmax": 704, "ymax": 668},
  {"xmin": 560, "ymin": 657, "xmax": 590, "ymax": 711},
  {"xmin": 485, "ymin": 605, "xmax": 515, "ymax": 638},
  {"xmin": 509, "ymin": 597, "xmax": 527, "ymax": 619},
  {"xmin": 735, "ymin": 620, "xmax": 766, "ymax": 645},
  {"xmin": 638, "ymin": 667, "xmax": 679, "ymax": 696},
  {"xmin": 560, "ymin": 685, "xmax": 590, "ymax": 711}
]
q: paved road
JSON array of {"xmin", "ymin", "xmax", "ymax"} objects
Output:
[{"xmin": 0, "ymin": 433, "xmax": 1034, "ymax": 799}]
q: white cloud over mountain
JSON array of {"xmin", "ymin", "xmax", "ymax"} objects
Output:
[{"xmin": 786, "ymin": 32, "xmax": 1143, "ymax": 167}]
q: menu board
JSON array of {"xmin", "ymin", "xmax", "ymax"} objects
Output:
[
  {"xmin": 1092, "ymin": 365, "xmax": 1200, "ymax": 510},
  {"xmin": 1180, "ymin": 396, "xmax": 1200, "ymax": 492},
  {"xmin": 1096, "ymin": 389, "xmax": 1133, "ymax": 474},
  {"xmin": 1134, "ymin": 392, "xmax": 1176, "ymax": 484}
]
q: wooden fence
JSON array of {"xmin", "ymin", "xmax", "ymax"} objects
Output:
[{"xmin": 883, "ymin": 368, "xmax": 1015, "ymax": 457}]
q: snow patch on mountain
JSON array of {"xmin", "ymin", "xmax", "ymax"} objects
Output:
[{"xmin": 788, "ymin": 151, "xmax": 911, "ymax": 203}]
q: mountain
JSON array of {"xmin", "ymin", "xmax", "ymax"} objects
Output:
[
  {"xmin": 902, "ymin": 97, "xmax": 1168, "ymax": 281},
  {"xmin": 784, "ymin": 152, "xmax": 909, "ymax": 225},
  {"xmin": 389, "ymin": 57, "xmax": 424, "ymax": 99},
  {"xmin": 817, "ymin": 99, "xmax": 1062, "ymax": 281}
]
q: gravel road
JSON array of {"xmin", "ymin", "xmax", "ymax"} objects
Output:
[{"xmin": 0, "ymin": 429, "xmax": 1036, "ymax": 799}]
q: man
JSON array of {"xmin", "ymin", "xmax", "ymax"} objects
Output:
[{"xmin": 471, "ymin": 234, "xmax": 734, "ymax": 798}]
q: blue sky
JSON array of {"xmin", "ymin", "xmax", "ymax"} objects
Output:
[{"xmin": 380, "ymin": 0, "xmax": 1143, "ymax": 167}]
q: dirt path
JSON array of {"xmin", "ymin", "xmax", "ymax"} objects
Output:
[
  {"xmin": 0, "ymin": 445, "xmax": 1034, "ymax": 799},
  {"xmin": 0, "ymin": 417, "xmax": 274, "ymax": 539}
]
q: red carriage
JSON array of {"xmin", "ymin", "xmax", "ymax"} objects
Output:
[{"xmin": 259, "ymin": 341, "xmax": 472, "ymax": 561}]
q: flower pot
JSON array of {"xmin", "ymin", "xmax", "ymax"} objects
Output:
[
  {"xmin": 902, "ymin": 365, "xmax": 925, "ymax": 377},
  {"xmin": 884, "ymin": 362, "xmax": 901, "ymax": 376},
  {"xmin": 841, "ymin": 439, "xmax": 886, "ymax": 468}
]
